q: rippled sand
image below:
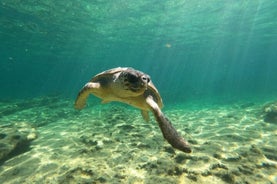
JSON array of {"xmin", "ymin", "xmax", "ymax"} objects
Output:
[{"xmin": 0, "ymin": 97, "xmax": 276, "ymax": 184}]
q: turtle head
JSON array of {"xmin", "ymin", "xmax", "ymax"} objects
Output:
[{"xmin": 119, "ymin": 70, "xmax": 150, "ymax": 95}]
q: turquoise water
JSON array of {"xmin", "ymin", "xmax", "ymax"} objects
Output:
[
  {"xmin": 1, "ymin": 0, "xmax": 277, "ymax": 101},
  {"xmin": 1, "ymin": 1, "xmax": 277, "ymax": 183}
]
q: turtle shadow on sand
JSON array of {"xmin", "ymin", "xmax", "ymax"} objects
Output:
[{"xmin": 74, "ymin": 67, "xmax": 191, "ymax": 153}]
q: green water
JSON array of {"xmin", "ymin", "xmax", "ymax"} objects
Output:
[{"xmin": 0, "ymin": 1, "xmax": 277, "ymax": 183}]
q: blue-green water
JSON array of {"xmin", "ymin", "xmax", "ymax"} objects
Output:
[
  {"xmin": 1, "ymin": 1, "xmax": 277, "ymax": 183},
  {"xmin": 1, "ymin": 0, "xmax": 277, "ymax": 102}
]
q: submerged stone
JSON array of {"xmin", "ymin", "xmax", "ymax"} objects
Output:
[
  {"xmin": 0, "ymin": 122, "xmax": 37, "ymax": 164},
  {"xmin": 263, "ymin": 102, "xmax": 277, "ymax": 124}
]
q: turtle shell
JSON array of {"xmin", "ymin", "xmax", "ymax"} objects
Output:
[{"xmin": 90, "ymin": 67, "xmax": 163, "ymax": 108}]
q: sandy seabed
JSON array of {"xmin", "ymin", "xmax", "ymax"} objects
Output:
[{"xmin": 0, "ymin": 96, "xmax": 276, "ymax": 184}]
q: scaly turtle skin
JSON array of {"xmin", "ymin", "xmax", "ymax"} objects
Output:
[{"xmin": 75, "ymin": 67, "xmax": 191, "ymax": 153}]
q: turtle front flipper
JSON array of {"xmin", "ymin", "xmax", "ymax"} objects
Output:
[
  {"xmin": 75, "ymin": 82, "xmax": 100, "ymax": 110},
  {"xmin": 146, "ymin": 96, "xmax": 192, "ymax": 153}
]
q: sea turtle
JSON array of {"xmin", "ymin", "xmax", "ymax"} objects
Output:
[{"xmin": 75, "ymin": 67, "xmax": 191, "ymax": 153}]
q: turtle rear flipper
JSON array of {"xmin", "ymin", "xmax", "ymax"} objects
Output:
[
  {"xmin": 141, "ymin": 110, "xmax": 150, "ymax": 122},
  {"xmin": 146, "ymin": 96, "xmax": 192, "ymax": 153}
]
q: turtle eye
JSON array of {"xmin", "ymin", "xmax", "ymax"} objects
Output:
[{"xmin": 142, "ymin": 76, "xmax": 150, "ymax": 83}]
